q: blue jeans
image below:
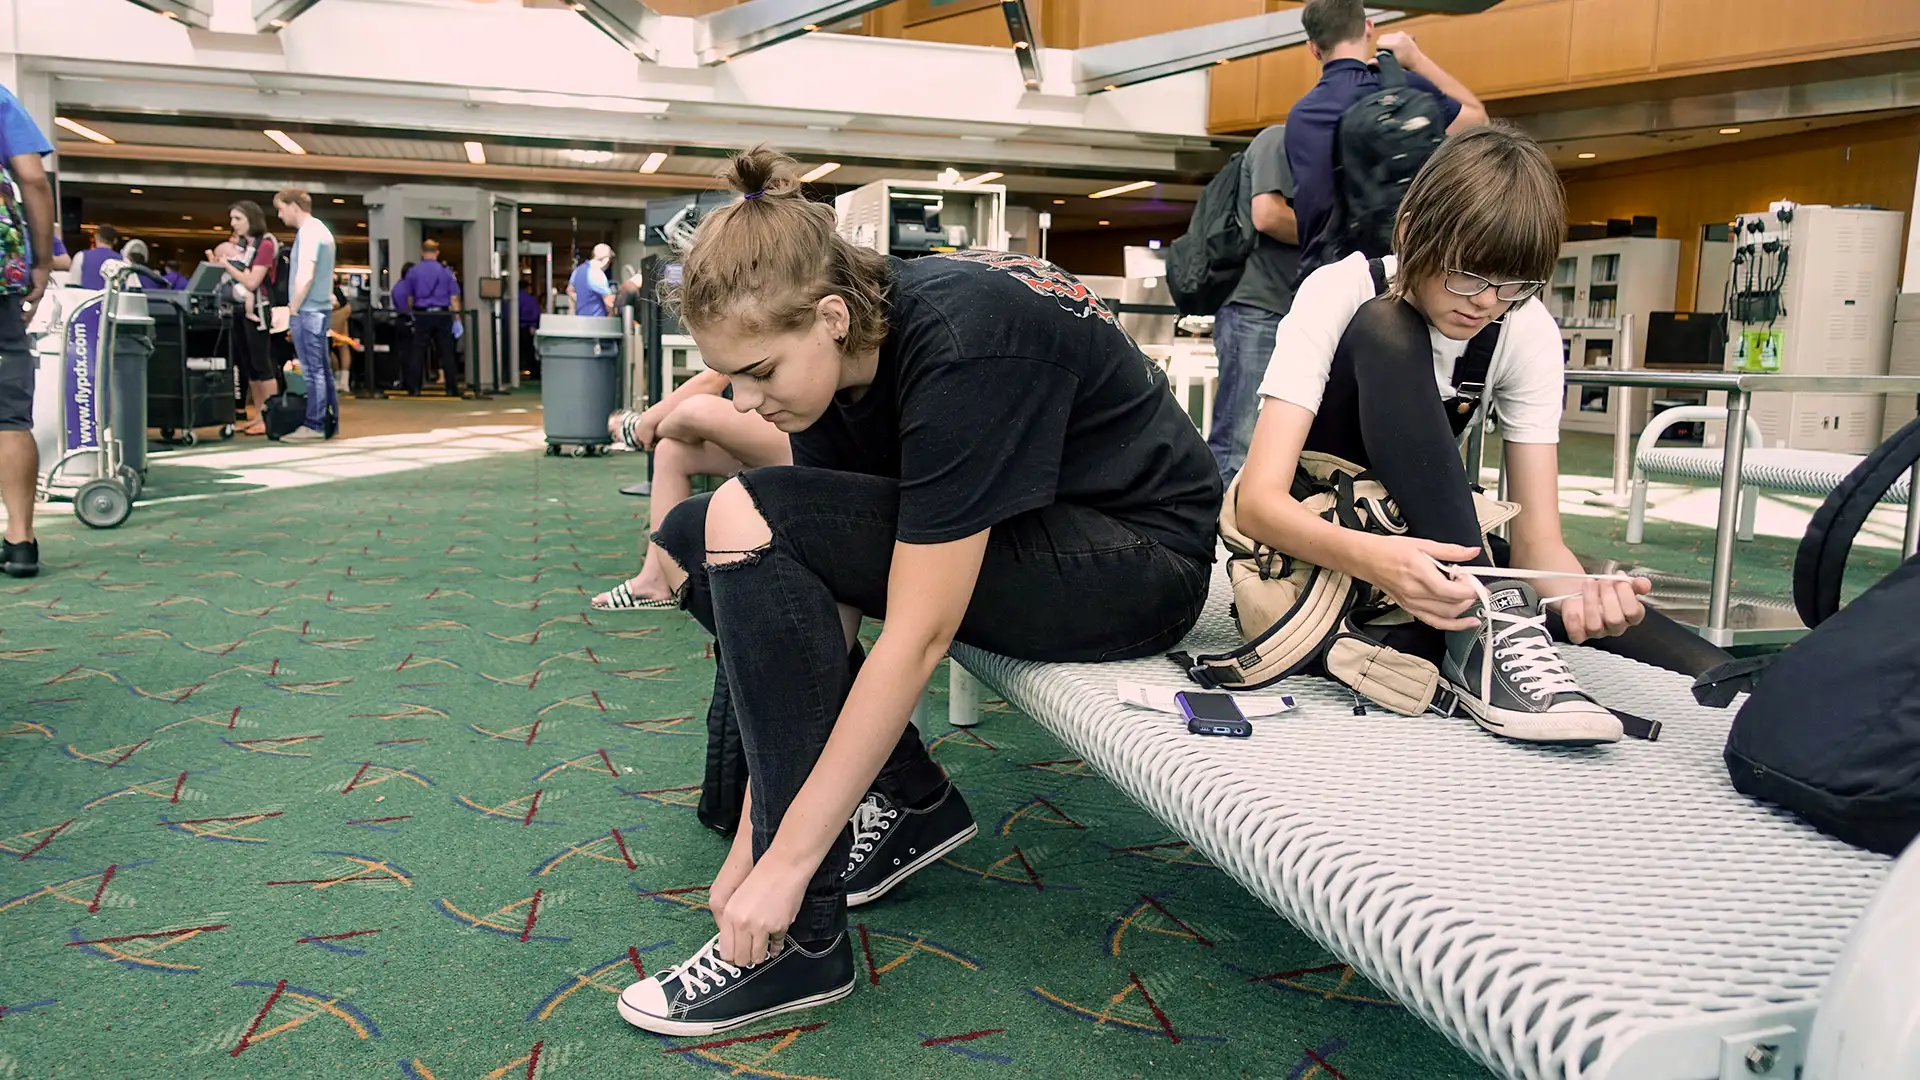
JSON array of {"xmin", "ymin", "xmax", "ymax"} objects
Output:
[
  {"xmin": 291, "ymin": 309, "xmax": 337, "ymax": 433},
  {"xmin": 1207, "ymin": 302, "xmax": 1283, "ymax": 485}
]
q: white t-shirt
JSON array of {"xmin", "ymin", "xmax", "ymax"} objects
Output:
[{"xmin": 1255, "ymin": 253, "xmax": 1566, "ymax": 444}]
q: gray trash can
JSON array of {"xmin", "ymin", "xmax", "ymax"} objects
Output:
[{"xmin": 535, "ymin": 314, "xmax": 624, "ymax": 457}]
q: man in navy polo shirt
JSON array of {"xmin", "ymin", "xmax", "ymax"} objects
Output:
[
  {"xmin": 391, "ymin": 238, "xmax": 468, "ymax": 398},
  {"xmin": 1285, "ymin": 0, "xmax": 1485, "ymax": 282}
]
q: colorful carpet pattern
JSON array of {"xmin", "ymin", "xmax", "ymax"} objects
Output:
[{"xmin": 1, "ymin": 448, "xmax": 1486, "ymax": 1079}]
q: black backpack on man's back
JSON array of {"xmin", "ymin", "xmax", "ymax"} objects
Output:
[
  {"xmin": 1317, "ymin": 52, "xmax": 1448, "ymax": 270},
  {"xmin": 1166, "ymin": 150, "xmax": 1251, "ymax": 317}
]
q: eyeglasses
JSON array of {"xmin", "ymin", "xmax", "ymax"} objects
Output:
[{"xmin": 1443, "ymin": 269, "xmax": 1545, "ymax": 303}]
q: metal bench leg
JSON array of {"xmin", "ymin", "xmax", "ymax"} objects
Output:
[
  {"xmin": 948, "ymin": 664, "xmax": 980, "ymax": 728},
  {"xmin": 1906, "ymin": 458, "xmax": 1920, "ymax": 558},
  {"xmin": 1738, "ymin": 486, "xmax": 1758, "ymax": 542},
  {"xmin": 1626, "ymin": 474, "xmax": 1649, "ymax": 544}
]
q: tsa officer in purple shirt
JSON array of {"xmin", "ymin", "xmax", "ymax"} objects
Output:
[
  {"xmin": 73, "ymin": 224, "xmax": 124, "ymax": 290},
  {"xmin": 390, "ymin": 238, "xmax": 467, "ymax": 398}
]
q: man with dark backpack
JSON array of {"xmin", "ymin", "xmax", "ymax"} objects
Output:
[
  {"xmin": 1206, "ymin": 126, "xmax": 1300, "ymax": 485},
  {"xmin": 1285, "ymin": 0, "xmax": 1485, "ymax": 282}
]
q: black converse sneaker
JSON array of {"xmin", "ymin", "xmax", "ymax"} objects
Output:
[
  {"xmin": 843, "ymin": 784, "xmax": 977, "ymax": 908},
  {"xmin": 617, "ymin": 932, "xmax": 855, "ymax": 1036},
  {"xmin": 1441, "ymin": 579, "xmax": 1622, "ymax": 745}
]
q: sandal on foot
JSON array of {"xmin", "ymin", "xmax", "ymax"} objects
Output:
[{"xmin": 591, "ymin": 582, "xmax": 676, "ymax": 611}]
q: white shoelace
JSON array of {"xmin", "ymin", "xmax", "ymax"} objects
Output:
[
  {"xmin": 663, "ymin": 937, "xmax": 742, "ymax": 999},
  {"xmin": 845, "ymin": 794, "xmax": 896, "ymax": 870},
  {"xmin": 1431, "ymin": 561, "xmax": 1638, "ymax": 710}
]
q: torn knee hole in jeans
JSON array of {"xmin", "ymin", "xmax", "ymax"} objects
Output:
[{"xmin": 706, "ymin": 545, "xmax": 771, "ymax": 571}]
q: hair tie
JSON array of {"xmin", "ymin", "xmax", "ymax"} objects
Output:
[{"xmin": 744, "ymin": 190, "xmax": 765, "ymax": 200}]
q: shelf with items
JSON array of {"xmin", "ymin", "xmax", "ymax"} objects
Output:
[{"xmin": 1553, "ymin": 236, "xmax": 1680, "ymax": 436}]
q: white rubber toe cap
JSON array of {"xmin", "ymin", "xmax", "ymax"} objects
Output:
[{"xmin": 617, "ymin": 978, "xmax": 672, "ymax": 1028}]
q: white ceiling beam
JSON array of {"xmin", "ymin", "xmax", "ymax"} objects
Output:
[
  {"xmin": 570, "ymin": 0, "xmax": 667, "ymax": 62},
  {"xmin": 49, "ymin": 76, "xmax": 1197, "ymax": 174},
  {"xmin": 119, "ymin": 0, "xmax": 215, "ymax": 29},
  {"xmin": 253, "ymin": 0, "xmax": 323, "ymax": 34},
  {"xmin": 695, "ymin": 0, "xmax": 896, "ymax": 66}
]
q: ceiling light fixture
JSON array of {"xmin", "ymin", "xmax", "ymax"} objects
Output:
[
  {"xmin": 803, "ymin": 23, "xmax": 819, "ymax": 31},
  {"xmin": 1719, "ymin": 127, "xmax": 1742, "ymax": 135},
  {"xmin": 800, "ymin": 161, "xmax": 842, "ymax": 183},
  {"xmin": 332, "ymin": 197, "xmax": 346, "ymax": 204},
  {"xmin": 563, "ymin": 148, "xmax": 615, "ymax": 165},
  {"xmin": 54, "ymin": 116, "xmax": 115, "ymax": 145},
  {"xmin": 521, "ymin": 206, "xmax": 532, "ymax": 213},
  {"xmin": 1577, "ymin": 152, "xmax": 1597, "ymax": 160},
  {"xmin": 263, "ymin": 129, "xmax": 307, "ymax": 155},
  {"xmin": 1052, "ymin": 199, "xmax": 1066, "ymax": 205},
  {"xmin": 464, "ymin": 141, "xmax": 486, "ymax": 165},
  {"xmin": 1098, "ymin": 220, "xmax": 1111, "ymax": 226},
  {"xmin": 639, "ymin": 151, "xmax": 668, "ymax": 174},
  {"xmin": 129, "ymin": 188, "xmax": 143, "ymax": 195},
  {"xmin": 1088, "ymin": 180, "xmax": 1153, "ymax": 199}
]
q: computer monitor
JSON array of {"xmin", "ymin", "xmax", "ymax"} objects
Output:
[
  {"xmin": 1643, "ymin": 311, "xmax": 1728, "ymax": 370},
  {"xmin": 186, "ymin": 261, "xmax": 225, "ymax": 296}
]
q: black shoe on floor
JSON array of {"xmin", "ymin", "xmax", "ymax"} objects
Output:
[
  {"xmin": 2, "ymin": 539, "xmax": 39, "ymax": 578},
  {"xmin": 843, "ymin": 783, "xmax": 977, "ymax": 907},
  {"xmin": 618, "ymin": 932, "xmax": 854, "ymax": 1036},
  {"xmin": 1441, "ymin": 580, "xmax": 1622, "ymax": 745}
]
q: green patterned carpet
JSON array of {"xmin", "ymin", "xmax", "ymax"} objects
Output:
[{"xmin": 0, "ymin": 444, "xmax": 1486, "ymax": 1080}]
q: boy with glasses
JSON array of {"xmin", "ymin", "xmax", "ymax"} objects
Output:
[{"xmin": 1237, "ymin": 125, "xmax": 1728, "ymax": 745}]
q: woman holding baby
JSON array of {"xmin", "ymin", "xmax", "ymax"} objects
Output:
[{"xmin": 207, "ymin": 200, "xmax": 280, "ymax": 435}]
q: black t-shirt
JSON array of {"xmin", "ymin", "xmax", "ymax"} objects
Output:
[{"xmin": 791, "ymin": 252, "xmax": 1222, "ymax": 562}]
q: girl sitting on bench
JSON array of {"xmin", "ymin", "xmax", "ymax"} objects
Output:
[
  {"xmin": 617, "ymin": 147, "xmax": 1221, "ymax": 1036},
  {"xmin": 1236, "ymin": 123, "xmax": 1729, "ymax": 747},
  {"xmin": 593, "ymin": 371, "xmax": 791, "ymax": 611}
]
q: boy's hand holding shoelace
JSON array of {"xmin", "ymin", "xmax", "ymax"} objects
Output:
[{"xmin": 1554, "ymin": 574, "xmax": 1652, "ymax": 644}]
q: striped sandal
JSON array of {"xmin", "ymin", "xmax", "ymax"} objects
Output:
[{"xmin": 591, "ymin": 581, "xmax": 677, "ymax": 611}]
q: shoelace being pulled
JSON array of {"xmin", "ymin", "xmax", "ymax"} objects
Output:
[
  {"xmin": 845, "ymin": 794, "xmax": 896, "ymax": 871},
  {"xmin": 663, "ymin": 938, "xmax": 743, "ymax": 999},
  {"xmin": 1430, "ymin": 561, "xmax": 1639, "ymax": 709}
]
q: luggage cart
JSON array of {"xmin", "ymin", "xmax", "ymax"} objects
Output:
[
  {"xmin": 39, "ymin": 264, "xmax": 160, "ymax": 529},
  {"xmin": 147, "ymin": 292, "xmax": 236, "ymax": 446}
]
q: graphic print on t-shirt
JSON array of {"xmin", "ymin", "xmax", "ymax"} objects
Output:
[{"xmin": 936, "ymin": 250, "xmax": 1118, "ymax": 327}]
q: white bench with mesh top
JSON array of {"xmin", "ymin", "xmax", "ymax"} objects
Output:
[
  {"xmin": 945, "ymin": 564, "xmax": 1889, "ymax": 1080},
  {"xmin": 1626, "ymin": 406, "xmax": 1912, "ymax": 544}
]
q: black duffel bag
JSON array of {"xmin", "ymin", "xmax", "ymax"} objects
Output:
[{"xmin": 1695, "ymin": 416, "xmax": 1920, "ymax": 855}]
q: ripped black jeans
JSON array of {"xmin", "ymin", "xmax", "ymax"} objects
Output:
[{"xmin": 653, "ymin": 466, "xmax": 1211, "ymax": 939}]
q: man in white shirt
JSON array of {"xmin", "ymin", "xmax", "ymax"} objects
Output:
[{"xmin": 274, "ymin": 188, "xmax": 339, "ymax": 442}]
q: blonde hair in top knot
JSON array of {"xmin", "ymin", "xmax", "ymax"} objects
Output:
[{"xmin": 662, "ymin": 145, "xmax": 892, "ymax": 355}]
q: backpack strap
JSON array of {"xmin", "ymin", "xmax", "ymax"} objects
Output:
[
  {"xmin": 1367, "ymin": 257, "xmax": 1388, "ymax": 296},
  {"xmin": 1451, "ymin": 321, "xmax": 1502, "ymax": 403},
  {"xmin": 1793, "ymin": 413, "xmax": 1920, "ymax": 627},
  {"xmin": 1373, "ymin": 50, "xmax": 1409, "ymax": 90}
]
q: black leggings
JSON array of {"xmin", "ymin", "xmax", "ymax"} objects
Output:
[{"xmin": 1305, "ymin": 296, "xmax": 1731, "ymax": 678}]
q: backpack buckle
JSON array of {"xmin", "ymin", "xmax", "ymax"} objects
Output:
[{"xmin": 1429, "ymin": 685, "xmax": 1461, "ymax": 718}]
